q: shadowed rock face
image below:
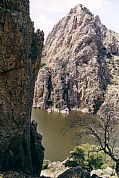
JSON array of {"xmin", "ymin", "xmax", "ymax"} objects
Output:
[
  {"xmin": 34, "ymin": 4, "xmax": 119, "ymax": 114},
  {"xmin": 57, "ymin": 166, "xmax": 89, "ymax": 178},
  {"xmin": 0, "ymin": 0, "xmax": 44, "ymax": 176}
]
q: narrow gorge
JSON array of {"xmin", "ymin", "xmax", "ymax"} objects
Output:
[{"xmin": 0, "ymin": 1, "xmax": 119, "ymax": 178}]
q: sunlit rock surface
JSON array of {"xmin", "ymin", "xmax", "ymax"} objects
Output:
[{"xmin": 34, "ymin": 4, "xmax": 119, "ymax": 114}]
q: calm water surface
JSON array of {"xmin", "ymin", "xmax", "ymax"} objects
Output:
[{"xmin": 32, "ymin": 109, "xmax": 94, "ymax": 161}]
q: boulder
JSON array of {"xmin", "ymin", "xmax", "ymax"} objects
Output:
[{"xmin": 57, "ymin": 166, "xmax": 89, "ymax": 178}]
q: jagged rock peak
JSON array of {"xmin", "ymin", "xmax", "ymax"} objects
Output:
[
  {"xmin": 34, "ymin": 4, "xmax": 119, "ymax": 114},
  {"xmin": 69, "ymin": 4, "xmax": 93, "ymax": 15},
  {"xmin": 46, "ymin": 4, "xmax": 96, "ymax": 45}
]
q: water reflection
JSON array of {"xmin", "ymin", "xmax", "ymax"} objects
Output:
[{"xmin": 32, "ymin": 109, "xmax": 94, "ymax": 161}]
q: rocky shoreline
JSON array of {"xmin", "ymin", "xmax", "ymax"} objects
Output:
[
  {"xmin": 33, "ymin": 106, "xmax": 90, "ymax": 115},
  {"xmin": 41, "ymin": 161, "xmax": 118, "ymax": 178},
  {"xmin": 0, "ymin": 166, "xmax": 118, "ymax": 178}
]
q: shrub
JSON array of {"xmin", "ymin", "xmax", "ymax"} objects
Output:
[{"xmin": 64, "ymin": 144, "xmax": 115, "ymax": 171}]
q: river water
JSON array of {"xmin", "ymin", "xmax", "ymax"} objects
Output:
[{"xmin": 31, "ymin": 109, "xmax": 95, "ymax": 161}]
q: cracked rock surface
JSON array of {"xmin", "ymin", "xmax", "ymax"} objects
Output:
[
  {"xmin": 34, "ymin": 4, "xmax": 119, "ymax": 114},
  {"xmin": 0, "ymin": 0, "xmax": 44, "ymax": 176}
]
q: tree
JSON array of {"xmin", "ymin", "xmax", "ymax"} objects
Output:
[{"xmin": 78, "ymin": 103, "xmax": 119, "ymax": 176}]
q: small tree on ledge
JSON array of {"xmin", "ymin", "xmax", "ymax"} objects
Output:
[{"xmin": 79, "ymin": 102, "xmax": 119, "ymax": 176}]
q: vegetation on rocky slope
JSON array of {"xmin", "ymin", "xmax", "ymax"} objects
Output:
[{"xmin": 64, "ymin": 144, "xmax": 115, "ymax": 171}]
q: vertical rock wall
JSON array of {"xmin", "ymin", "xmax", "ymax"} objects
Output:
[
  {"xmin": 0, "ymin": 0, "xmax": 44, "ymax": 176},
  {"xmin": 33, "ymin": 5, "xmax": 112, "ymax": 113},
  {"xmin": 34, "ymin": 5, "xmax": 119, "ymax": 114}
]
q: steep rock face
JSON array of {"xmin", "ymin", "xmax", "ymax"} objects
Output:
[
  {"xmin": 34, "ymin": 4, "xmax": 119, "ymax": 113},
  {"xmin": 97, "ymin": 55, "xmax": 119, "ymax": 118},
  {"xmin": 0, "ymin": 0, "xmax": 44, "ymax": 176}
]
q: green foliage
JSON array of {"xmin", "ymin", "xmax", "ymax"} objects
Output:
[
  {"xmin": 42, "ymin": 160, "xmax": 51, "ymax": 170},
  {"xmin": 64, "ymin": 144, "xmax": 115, "ymax": 171}
]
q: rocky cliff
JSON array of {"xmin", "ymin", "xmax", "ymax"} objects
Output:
[
  {"xmin": 34, "ymin": 4, "xmax": 119, "ymax": 114},
  {"xmin": 0, "ymin": 0, "xmax": 44, "ymax": 177}
]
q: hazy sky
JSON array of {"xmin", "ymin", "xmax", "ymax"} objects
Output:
[{"xmin": 30, "ymin": 0, "xmax": 119, "ymax": 38}]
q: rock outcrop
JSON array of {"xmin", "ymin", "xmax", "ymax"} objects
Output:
[
  {"xmin": 34, "ymin": 4, "xmax": 119, "ymax": 114},
  {"xmin": 57, "ymin": 166, "xmax": 89, "ymax": 178},
  {"xmin": 0, "ymin": 0, "xmax": 44, "ymax": 176}
]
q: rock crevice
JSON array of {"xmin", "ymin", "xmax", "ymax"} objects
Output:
[
  {"xmin": 0, "ymin": 0, "xmax": 44, "ymax": 176},
  {"xmin": 34, "ymin": 4, "xmax": 119, "ymax": 114}
]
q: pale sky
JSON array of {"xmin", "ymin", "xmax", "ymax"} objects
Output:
[{"xmin": 30, "ymin": 0, "xmax": 119, "ymax": 38}]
